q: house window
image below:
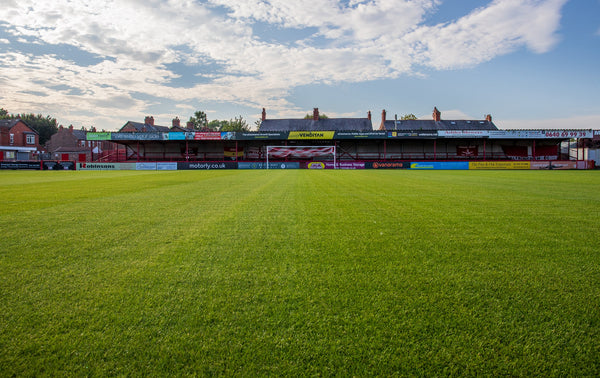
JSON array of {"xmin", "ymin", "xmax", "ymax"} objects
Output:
[
  {"xmin": 26, "ymin": 134, "xmax": 35, "ymax": 144},
  {"xmin": 10, "ymin": 134, "xmax": 14, "ymax": 144}
]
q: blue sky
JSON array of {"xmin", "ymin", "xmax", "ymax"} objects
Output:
[{"xmin": 0, "ymin": 0, "xmax": 598, "ymax": 131}]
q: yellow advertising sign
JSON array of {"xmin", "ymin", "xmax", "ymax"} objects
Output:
[
  {"xmin": 288, "ymin": 131, "xmax": 335, "ymax": 140},
  {"xmin": 469, "ymin": 161, "xmax": 531, "ymax": 170}
]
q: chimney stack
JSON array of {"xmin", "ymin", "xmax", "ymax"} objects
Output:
[
  {"xmin": 186, "ymin": 121, "xmax": 194, "ymax": 129},
  {"xmin": 262, "ymin": 108, "xmax": 266, "ymax": 121},
  {"xmin": 432, "ymin": 107, "xmax": 441, "ymax": 122},
  {"xmin": 485, "ymin": 114, "xmax": 492, "ymax": 122},
  {"xmin": 367, "ymin": 111, "xmax": 371, "ymax": 121},
  {"xmin": 313, "ymin": 108, "xmax": 319, "ymax": 121},
  {"xmin": 172, "ymin": 117, "xmax": 180, "ymax": 127},
  {"xmin": 68, "ymin": 125, "xmax": 73, "ymax": 132},
  {"xmin": 145, "ymin": 116, "xmax": 155, "ymax": 126},
  {"xmin": 379, "ymin": 109, "xmax": 387, "ymax": 130}
]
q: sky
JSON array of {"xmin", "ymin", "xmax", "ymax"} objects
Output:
[{"xmin": 0, "ymin": 0, "xmax": 599, "ymax": 131}]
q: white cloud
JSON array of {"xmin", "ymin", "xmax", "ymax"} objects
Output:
[{"xmin": 0, "ymin": 0, "xmax": 569, "ymax": 129}]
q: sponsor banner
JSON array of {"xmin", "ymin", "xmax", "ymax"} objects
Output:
[
  {"xmin": 288, "ymin": 131, "xmax": 335, "ymax": 140},
  {"xmin": 194, "ymin": 132, "xmax": 222, "ymax": 140},
  {"xmin": 86, "ymin": 132, "xmax": 112, "ymax": 141},
  {"xmin": 594, "ymin": 130, "xmax": 600, "ymax": 140},
  {"xmin": 577, "ymin": 160, "xmax": 594, "ymax": 170},
  {"xmin": 387, "ymin": 131, "xmax": 438, "ymax": 138},
  {"xmin": 489, "ymin": 130, "xmax": 544, "ymax": 139},
  {"xmin": 42, "ymin": 161, "xmax": 76, "ymax": 170},
  {"xmin": 167, "ymin": 132, "xmax": 187, "ymax": 140},
  {"xmin": 112, "ymin": 132, "xmax": 164, "ymax": 141},
  {"xmin": 178, "ymin": 162, "xmax": 238, "ymax": 170},
  {"xmin": 238, "ymin": 162, "xmax": 300, "ymax": 169},
  {"xmin": 335, "ymin": 131, "xmax": 387, "ymax": 139},
  {"xmin": 237, "ymin": 132, "xmax": 289, "ymax": 140},
  {"xmin": 410, "ymin": 162, "xmax": 469, "ymax": 170},
  {"xmin": 490, "ymin": 130, "xmax": 593, "ymax": 139},
  {"xmin": 305, "ymin": 162, "xmax": 366, "ymax": 169},
  {"xmin": 221, "ymin": 132, "xmax": 235, "ymax": 140},
  {"xmin": 541, "ymin": 130, "xmax": 593, "ymax": 139},
  {"xmin": 157, "ymin": 162, "xmax": 178, "ymax": 170},
  {"xmin": 457, "ymin": 146, "xmax": 478, "ymax": 157},
  {"xmin": 0, "ymin": 161, "xmax": 41, "ymax": 170},
  {"xmin": 530, "ymin": 161, "xmax": 576, "ymax": 170},
  {"xmin": 469, "ymin": 161, "xmax": 531, "ymax": 170},
  {"xmin": 78, "ymin": 162, "xmax": 120, "ymax": 170},
  {"xmin": 366, "ymin": 161, "xmax": 410, "ymax": 169},
  {"xmin": 438, "ymin": 130, "xmax": 490, "ymax": 138},
  {"xmin": 136, "ymin": 162, "xmax": 157, "ymax": 170}
]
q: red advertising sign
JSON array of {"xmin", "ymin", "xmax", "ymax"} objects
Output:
[{"xmin": 194, "ymin": 132, "xmax": 222, "ymax": 140}]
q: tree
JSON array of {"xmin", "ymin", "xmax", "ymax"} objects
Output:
[
  {"xmin": 207, "ymin": 119, "xmax": 228, "ymax": 131},
  {"xmin": 304, "ymin": 113, "xmax": 328, "ymax": 119},
  {"xmin": 219, "ymin": 116, "xmax": 250, "ymax": 132},
  {"xmin": 187, "ymin": 110, "xmax": 208, "ymax": 130},
  {"xmin": 401, "ymin": 114, "xmax": 418, "ymax": 120},
  {"xmin": 0, "ymin": 109, "xmax": 59, "ymax": 145}
]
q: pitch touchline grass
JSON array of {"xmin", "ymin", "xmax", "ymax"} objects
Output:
[{"xmin": 0, "ymin": 170, "xmax": 599, "ymax": 376}]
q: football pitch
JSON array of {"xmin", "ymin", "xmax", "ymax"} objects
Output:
[{"xmin": 1, "ymin": 170, "xmax": 599, "ymax": 375}]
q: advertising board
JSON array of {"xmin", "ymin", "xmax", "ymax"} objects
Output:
[
  {"xmin": 387, "ymin": 131, "xmax": 437, "ymax": 138},
  {"xmin": 86, "ymin": 132, "xmax": 112, "ymax": 141},
  {"xmin": 410, "ymin": 162, "xmax": 469, "ymax": 170},
  {"xmin": 438, "ymin": 130, "xmax": 489, "ymax": 138},
  {"xmin": 136, "ymin": 162, "xmax": 157, "ymax": 170},
  {"xmin": 366, "ymin": 161, "xmax": 410, "ymax": 169},
  {"xmin": 238, "ymin": 162, "xmax": 300, "ymax": 169},
  {"xmin": 156, "ymin": 162, "xmax": 178, "ymax": 170},
  {"xmin": 178, "ymin": 162, "xmax": 238, "ymax": 170},
  {"xmin": 43, "ymin": 161, "xmax": 76, "ymax": 170},
  {"xmin": 335, "ymin": 131, "xmax": 387, "ymax": 139},
  {"xmin": 77, "ymin": 163, "xmax": 137, "ymax": 170},
  {"xmin": 112, "ymin": 132, "xmax": 164, "ymax": 141},
  {"xmin": 288, "ymin": 131, "xmax": 335, "ymax": 140},
  {"xmin": 192, "ymin": 132, "xmax": 235, "ymax": 141},
  {"xmin": 237, "ymin": 132, "xmax": 289, "ymax": 140},
  {"xmin": 530, "ymin": 161, "xmax": 576, "ymax": 170},
  {"xmin": 0, "ymin": 161, "xmax": 41, "ymax": 170},
  {"xmin": 305, "ymin": 162, "xmax": 365, "ymax": 169},
  {"xmin": 469, "ymin": 161, "xmax": 531, "ymax": 170},
  {"xmin": 167, "ymin": 132, "xmax": 188, "ymax": 140}
]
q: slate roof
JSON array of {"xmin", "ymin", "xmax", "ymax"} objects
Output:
[
  {"xmin": 381, "ymin": 119, "xmax": 498, "ymax": 131},
  {"xmin": 121, "ymin": 121, "xmax": 171, "ymax": 133},
  {"xmin": 260, "ymin": 118, "xmax": 373, "ymax": 132},
  {"xmin": 72, "ymin": 129, "xmax": 87, "ymax": 140},
  {"xmin": 0, "ymin": 119, "xmax": 20, "ymax": 129}
]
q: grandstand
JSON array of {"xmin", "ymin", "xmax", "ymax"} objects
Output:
[{"xmin": 77, "ymin": 107, "xmax": 595, "ymax": 169}]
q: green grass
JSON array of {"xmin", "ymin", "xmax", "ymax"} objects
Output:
[{"xmin": 1, "ymin": 170, "xmax": 599, "ymax": 376}]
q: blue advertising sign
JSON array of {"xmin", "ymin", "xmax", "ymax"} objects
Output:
[
  {"xmin": 136, "ymin": 162, "xmax": 157, "ymax": 170},
  {"xmin": 156, "ymin": 162, "xmax": 178, "ymax": 170},
  {"xmin": 167, "ymin": 132, "xmax": 187, "ymax": 140},
  {"xmin": 410, "ymin": 162, "xmax": 469, "ymax": 170}
]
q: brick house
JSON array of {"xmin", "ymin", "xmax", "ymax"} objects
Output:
[
  {"xmin": 46, "ymin": 125, "xmax": 120, "ymax": 162},
  {"xmin": 0, "ymin": 119, "xmax": 41, "ymax": 161}
]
